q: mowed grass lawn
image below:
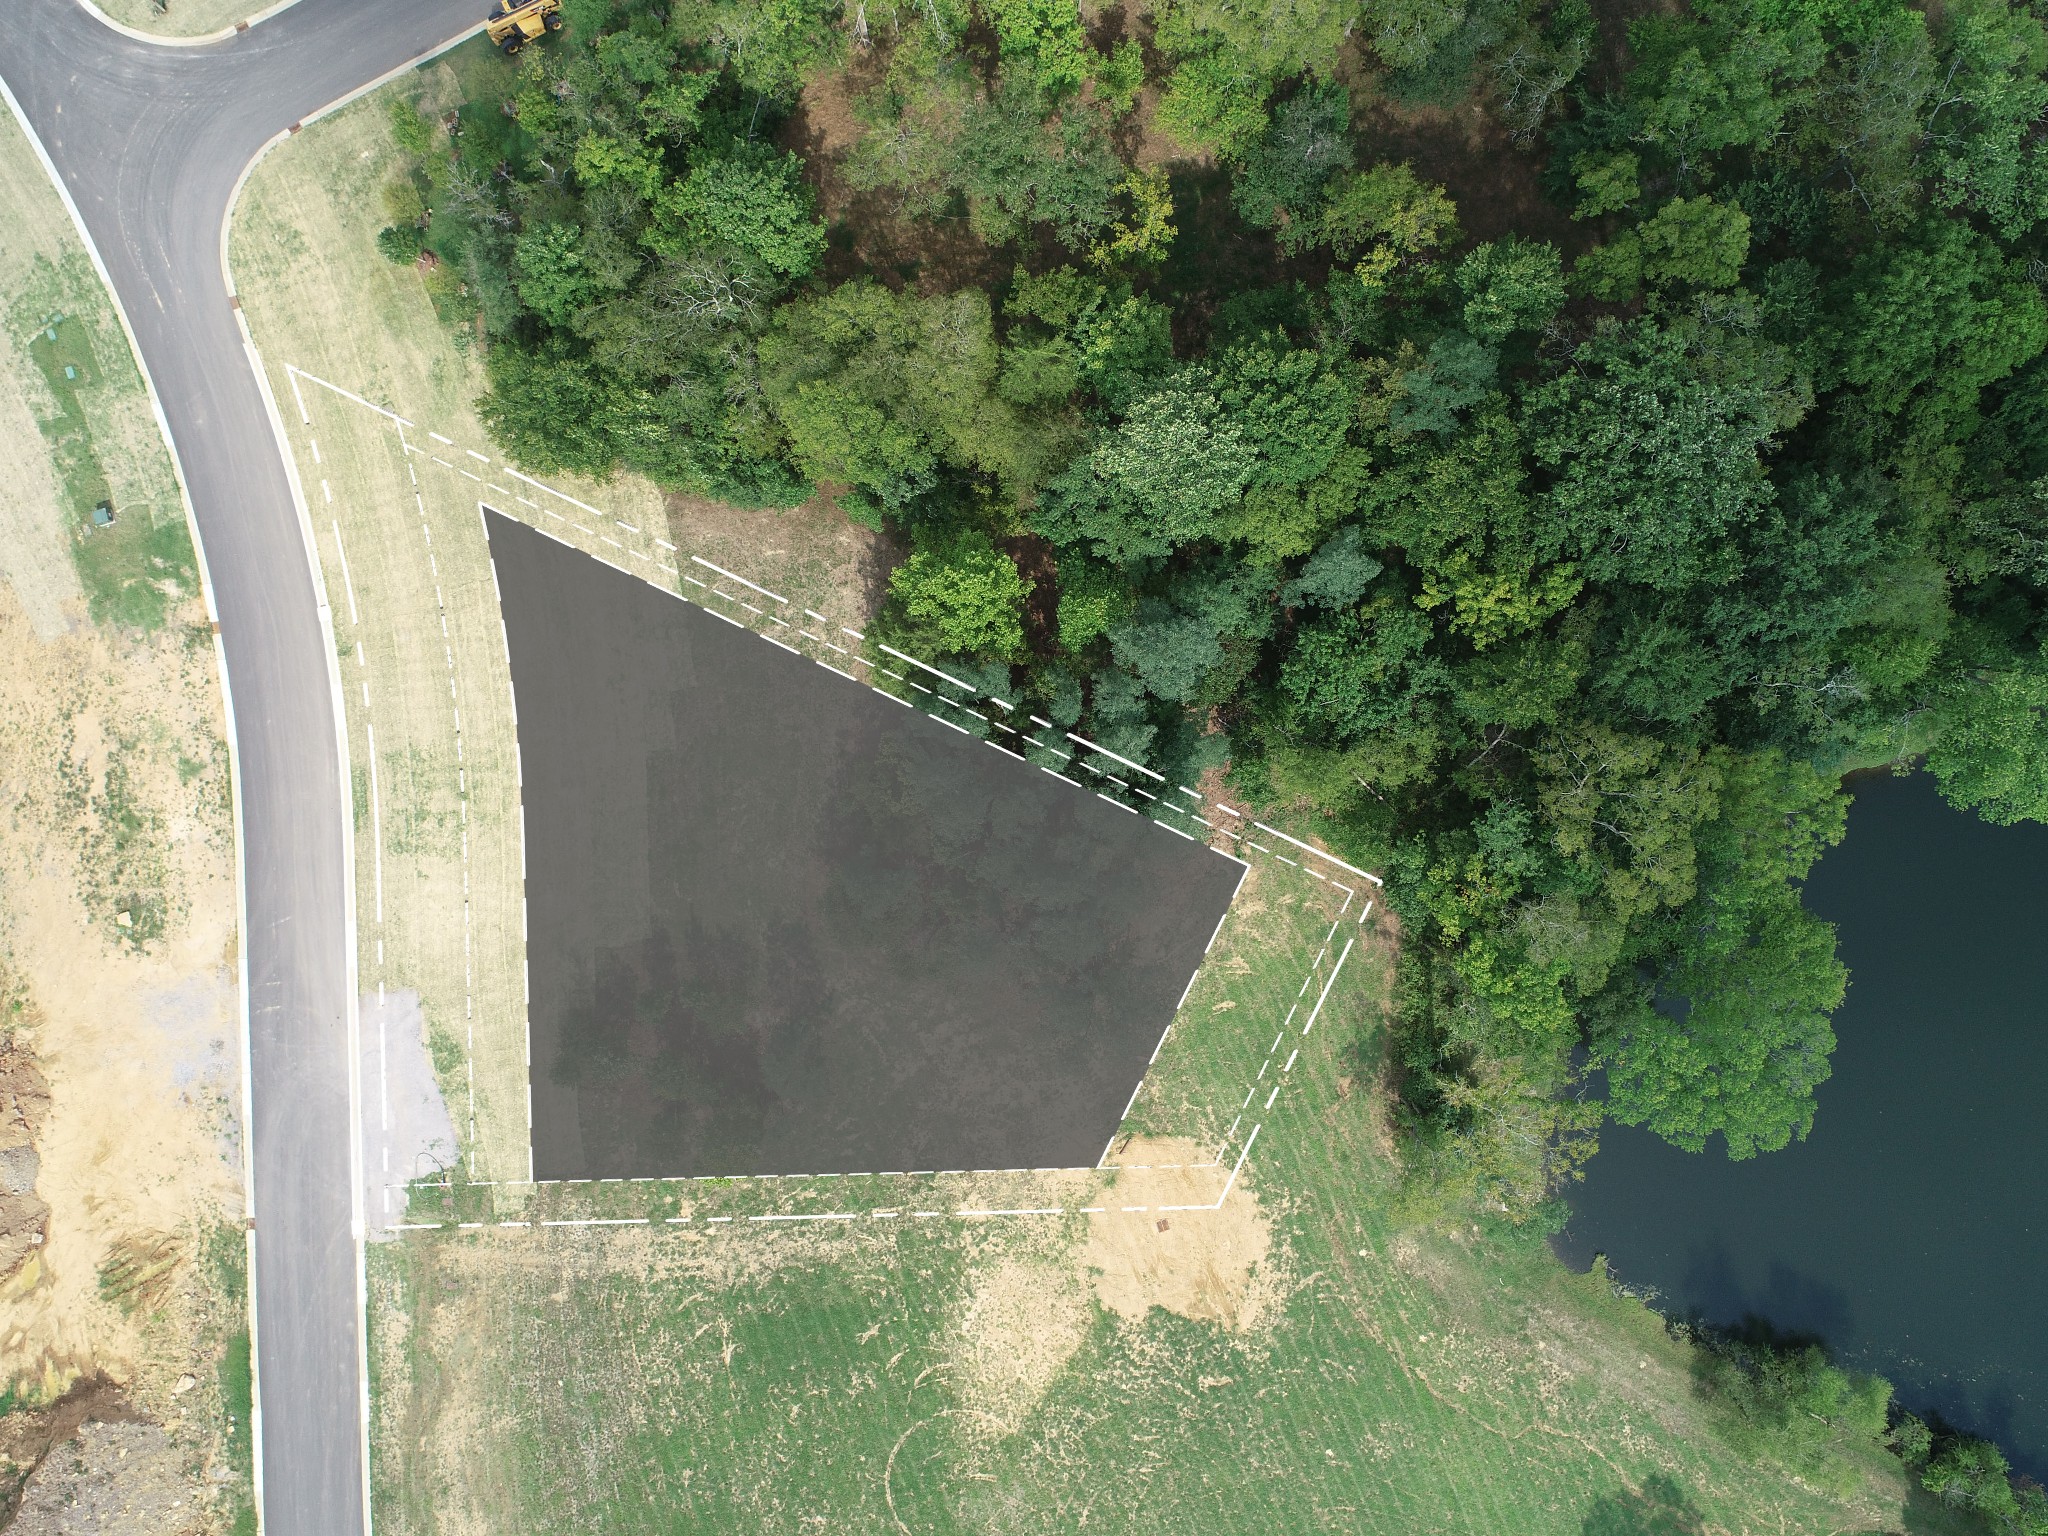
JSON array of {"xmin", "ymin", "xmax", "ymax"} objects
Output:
[{"xmin": 367, "ymin": 862, "xmax": 1937, "ymax": 1534}]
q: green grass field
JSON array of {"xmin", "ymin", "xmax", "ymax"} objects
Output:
[{"xmin": 0, "ymin": 109, "xmax": 194, "ymax": 638}]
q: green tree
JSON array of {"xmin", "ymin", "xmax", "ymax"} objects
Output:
[
  {"xmin": 1926, "ymin": 642, "xmax": 2048, "ymax": 823},
  {"xmin": 1278, "ymin": 593, "xmax": 1450, "ymax": 743},
  {"xmin": 1925, "ymin": 0, "xmax": 2048, "ymax": 238},
  {"xmin": 952, "ymin": 77, "xmax": 1124, "ymax": 249},
  {"xmin": 1570, "ymin": 149, "xmax": 1640, "ymax": 218},
  {"xmin": 1637, "ymin": 195, "xmax": 1752, "ymax": 289},
  {"xmin": 513, "ymin": 224, "xmax": 601, "ymax": 327},
  {"xmin": 646, "ymin": 149, "xmax": 826, "ymax": 280},
  {"xmin": 1313, "ymin": 162, "xmax": 1461, "ymax": 274},
  {"xmin": 1832, "ymin": 218, "xmax": 2048, "ymax": 487},
  {"xmin": 761, "ymin": 282, "xmax": 1050, "ymax": 516},
  {"xmin": 1532, "ymin": 313, "xmax": 1806, "ymax": 591},
  {"xmin": 1456, "ymin": 237, "xmax": 1566, "ymax": 342},
  {"xmin": 675, "ymin": 0, "xmax": 843, "ymax": 100},
  {"xmin": 1924, "ymin": 1436, "xmax": 2022, "ymax": 1522},
  {"xmin": 1232, "ymin": 81, "xmax": 1353, "ymax": 233},
  {"xmin": 1392, "ymin": 333, "xmax": 1497, "ymax": 437},
  {"xmin": 985, "ymin": 0, "xmax": 1092, "ymax": 98},
  {"xmin": 1695, "ymin": 1332, "xmax": 1892, "ymax": 1481},
  {"xmin": 888, "ymin": 533, "xmax": 1032, "ymax": 658},
  {"xmin": 1153, "ymin": 46, "xmax": 1272, "ymax": 158},
  {"xmin": 1281, "ymin": 525, "xmax": 1382, "ymax": 607}
]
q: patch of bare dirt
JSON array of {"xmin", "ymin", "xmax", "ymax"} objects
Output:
[
  {"xmin": 9, "ymin": 1414, "xmax": 201, "ymax": 1535},
  {"xmin": 948, "ymin": 1244, "xmax": 1092, "ymax": 1437},
  {"xmin": 0, "ymin": 1037, "xmax": 51, "ymax": 1283},
  {"xmin": 0, "ymin": 1374, "xmax": 139, "ymax": 1527},
  {"xmin": 1081, "ymin": 1136, "xmax": 1282, "ymax": 1332},
  {"xmin": 0, "ymin": 575, "xmax": 244, "ymax": 1520}
]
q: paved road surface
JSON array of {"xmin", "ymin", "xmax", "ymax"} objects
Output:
[{"xmin": 2, "ymin": 3, "xmax": 483, "ymax": 1529}]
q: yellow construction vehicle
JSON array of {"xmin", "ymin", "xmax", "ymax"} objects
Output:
[{"xmin": 484, "ymin": 0, "xmax": 562, "ymax": 54}]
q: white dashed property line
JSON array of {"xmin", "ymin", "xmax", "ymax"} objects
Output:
[
  {"xmin": 748, "ymin": 1211, "xmax": 861, "ymax": 1223},
  {"xmin": 316, "ymin": 379, "xmax": 1267, "ymax": 886},
  {"xmin": 875, "ymin": 642, "xmax": 1014, "ymax": 709},
  {"xmin": 364, "ymin": 724, "xmax": 383, "ymax": 924},
  {"xmin": 315, "ymin": 375, "xmax": 1379, "ymax": 1218},
  {"xmin": 501, "ymin": 465, "xmax": 607, "ymax": 523},
  {"xmin": 541, "ymin": 1218, "xmax": 650, "ymax": 1228},
  {"xmin": 690, "ymin": 554, "xmax": 787, "ymax": 604},
  {"xmin": 293, "ymin": 376, "xmax": 1325, "ymax": 891},
  {"xmin": 1300, "ymin": 937, "xmax": 1355, "ymax": 1036},
  {"xmin": 1249, "ymin": 822, "xmax": 1382, "ymax": 883},
  {"xmin": 329, "ymin": 520, "xmax": 360, "ymax": 628},
  {"xmin": 286, "ymin": 364, "xmax": 413, "ymax": 427},
  {"xmin": 1064, "ymin": 730, "xmax": 1165, "ymax": 782}
]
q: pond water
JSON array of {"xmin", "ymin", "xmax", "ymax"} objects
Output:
[{"xmin": 1556, "ymin": 771, "xmax": 2048, "ymax": 1476}]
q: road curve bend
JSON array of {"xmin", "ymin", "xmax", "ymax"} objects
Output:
[{"xmin": 2, "ymin": 3, "xmax": 483, "ymax": 1529}]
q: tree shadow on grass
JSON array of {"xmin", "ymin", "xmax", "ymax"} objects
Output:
[{"xmin": 1580, "ymin": 1474, "xmax": 1707, "ymax": 1536}]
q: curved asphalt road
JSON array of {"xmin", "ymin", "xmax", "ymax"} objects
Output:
[{"xmin": 3, "ymin": 3, "xmax": 485, "ymax": 1529}]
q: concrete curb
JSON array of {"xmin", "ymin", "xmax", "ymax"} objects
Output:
[
  {"xmin": 0, "ymin": 61, "xmax": 265, "ymax": 1532},
  {"xmin": 64, "ymin": 0, "xmax": 307, "ymax": 48}
]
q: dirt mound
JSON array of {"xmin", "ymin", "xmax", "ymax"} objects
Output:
[{"xmin": 0, "ymin": 1373, "xmax": 145, "ymax": 1528}]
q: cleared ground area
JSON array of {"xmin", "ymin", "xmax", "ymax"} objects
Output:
[
  {"xmin": 491, "ymin": 511, "xmax": 1242, "ymax": 1179},
  {"xmin": 0, "ymin": 97, "xmax": 250, "ymax": 1532}
]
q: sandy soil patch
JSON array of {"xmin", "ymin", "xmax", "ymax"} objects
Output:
[
  {"xmin": 1081, "ymin": 1136, "xmax": 1280, "ymax": 1333},
  {"xmin": 0, "ymin": 578, "xmax": 244, "ymax": 1520},
  {"xmin": 947, "ymin": 1240, "xmax": 1092, "ymax": 1438},
  {"xmin": 0, "ymin": 565, "xmax": 241, "ymax": 1351}
]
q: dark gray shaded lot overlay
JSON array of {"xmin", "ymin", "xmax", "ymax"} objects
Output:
[{"xmin": 485, "ymin": 510, "xmax": 1245, "ymax": 1180}]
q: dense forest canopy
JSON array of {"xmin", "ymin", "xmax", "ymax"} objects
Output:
[{"xmin": 384, "ymin": 0, "xmax": 2048, "ymax": 1220}]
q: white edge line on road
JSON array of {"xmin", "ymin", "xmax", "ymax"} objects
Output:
[
  {"xmin": 0, "ymin": 69, "xmax": 273, "ymax": 1531},
  {"xmin": 235, "ymin": 295, "xmax": 366, "ymax": 1536}
]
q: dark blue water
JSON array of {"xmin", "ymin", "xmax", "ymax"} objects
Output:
[{"xmin": 1557, "ymin": 772, "xmax": 2048, "ymax": 1475}]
